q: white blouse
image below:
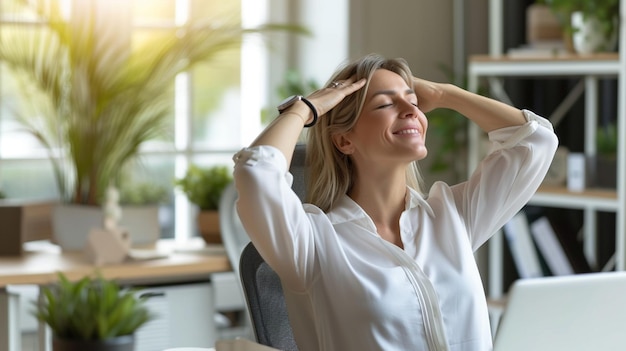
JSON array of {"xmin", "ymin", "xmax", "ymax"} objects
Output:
[{"xmin": 233, "ymin": 110, "xmax": 558, "ymax": 351}]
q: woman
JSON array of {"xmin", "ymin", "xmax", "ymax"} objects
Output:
[{"xmin": 233, "ymin": 54, "xmax": 558, "ymax": 351}]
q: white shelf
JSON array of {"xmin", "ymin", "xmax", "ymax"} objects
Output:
[
  {"xmin": 530, "ymin": 187, "xmax": 618, "ymax": 211},
  {"xmin": 474, "ymin": 0, "xmax": 626, "ymax": 299},
  {"xmin": 469, "ymin": 53, "xmax": 621, "ymax": 77}
]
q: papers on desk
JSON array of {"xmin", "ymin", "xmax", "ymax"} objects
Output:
[
  {"xmin": 127, "ymin": 248, "xmax": 170, "ymax": 261},
  {"xmin": 162, "ymin": 339, "xmax": 279, "ymax": 351},
  {"xmin": 157, "ymin": 237, "xmax": 226, "ymax": 256},
  {"xmin": 129, "ymin": 242, "xmax": 225, "ymax": 260},
  {"xmin": 215, "ymin": 338, "xmax": 280, "ymax": 351},
  {"xmin": 174, "ymin": 244, "xmax": 226, "ymax": 256}
]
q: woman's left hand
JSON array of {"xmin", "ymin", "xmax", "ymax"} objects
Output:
[{"xmin": 412, "ymin": 77, "xmax": 445, "ymax": 113}]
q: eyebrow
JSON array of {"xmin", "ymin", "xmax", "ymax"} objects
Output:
[{"xmin": 370, "ymin": 88, "xmax": 416, "ymax": 98}]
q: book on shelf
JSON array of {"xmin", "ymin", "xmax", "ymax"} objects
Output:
[
  {"xmin": 506, "ymin": 41, "xmax": 568, "ymax": 58},
  {"xmin": 526, "ymin": 207, "xmax": 593, "ymax": 275},
  {"xmin": 503, "ymin": 211, "xmax": 544, "ymax": 279},
  {"xmin": 530, "ymin": 216, "xmax": 574, "ymax": 276}
]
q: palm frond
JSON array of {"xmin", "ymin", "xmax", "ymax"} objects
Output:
[{"xmin": 0, "ymin": 0, "xmax": 305, "ymax": 205}]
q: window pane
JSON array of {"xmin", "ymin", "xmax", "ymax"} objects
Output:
[
  {"xmin": 189, "ymin": 0, "xmax": 243, "ymax": 149},
  {"xmin": 0, "ymin": 159, "xmax": 59, "ymax": 200},
  {"xmin": 190, "ymin": 0, "xmax": 240, "ymax": 21},
  {"xmin": 132, "ymin": 0, "xmax": 175, "ymax": 22},
  {"xmin": 0, "ymin": 0, "xmax": 45, "ymax": 21},
  {"xmin": 0, "ymin": 63, "xmax": 53, "ymax": 158},
  {"xmin": 191, "ymin": 51, "xmax": 242, "ymax": 149}
]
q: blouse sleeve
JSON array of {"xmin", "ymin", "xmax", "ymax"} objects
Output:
[
  {"xmin": 232, "ymin": 146, "xmax": 317, "ymax": 286},
  {"xmin": 454, "ymin": 109, "xmax": 559, "ymax": 249}
]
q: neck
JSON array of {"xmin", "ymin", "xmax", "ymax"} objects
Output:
[{"xmin": 348, "ymin": 166, "xmax": 407, "ymax": 248}]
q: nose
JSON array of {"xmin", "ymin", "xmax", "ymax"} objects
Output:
[{"xmin": 399, "ymin": 99, "xmax": 419, "ymax": 119}]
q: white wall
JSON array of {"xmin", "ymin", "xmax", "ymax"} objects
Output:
[
  {"xmin": 266, "ymin": 0, "xmax": 489, "ymax": 95},
  {"xmin": 348, "ymin": 0, "xmax": 454, "ymax": 82}
]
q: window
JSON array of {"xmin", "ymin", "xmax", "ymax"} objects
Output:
[{"xmin": 0, "ymin": 0, "xmax": 268, "ymax": 241}]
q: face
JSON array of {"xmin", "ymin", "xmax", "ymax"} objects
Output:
[{"xmin": 334, "ymin": 69, "xmax": 428, "ymax": 166}]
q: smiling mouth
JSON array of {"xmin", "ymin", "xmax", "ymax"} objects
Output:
[{"xmin": 394, "ymin": 129, "xmax": 421, "ymax": 135}]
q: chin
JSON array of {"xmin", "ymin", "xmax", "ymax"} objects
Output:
[{"xmin": 415, "ymin": 147, "xmax": 427, "ymax": 160}]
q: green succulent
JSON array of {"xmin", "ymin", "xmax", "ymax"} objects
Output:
[
  {"xmin": 33, "ymin": 273, "xmax": 154, "ymax": 340},
  {"xmin": 176, "ymin": 165, "xmax": 233, "ymax": 210},
  {"xmin": 544, "ymin": 0, "xmax": 619, "ymax": 37}
]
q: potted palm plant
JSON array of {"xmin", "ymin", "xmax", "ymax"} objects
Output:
[
  {"xmin": 544, "ymin": 0, "xmax": 620, "ymax": 53},
  {"xmin": 0, "ymin": 0, "xmax": 302, "ymax": 248},
  {"xmin": 176, "ymin": 165, "xmax": 232, "ymax": 244},
  {"xmin": 33, "ymin": 272, "xmax": 154, "ymax": 351}
]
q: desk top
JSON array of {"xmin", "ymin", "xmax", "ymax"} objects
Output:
[{"xmin": 0, "ymin": 240, "xmax": 231, "ymax": 287}]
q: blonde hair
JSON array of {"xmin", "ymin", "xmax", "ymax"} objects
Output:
[{"xmin": 306, "ymin": 54, "xmax": 424, "ymax": 212}]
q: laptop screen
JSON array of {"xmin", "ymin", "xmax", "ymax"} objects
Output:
[{"xmin": 493, "ymin": 272, "xmax": 626, "ymax": 351}]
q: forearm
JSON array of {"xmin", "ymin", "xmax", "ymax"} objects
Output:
[
  {"xmin": 249, "ymin": 101, "xmax": 313, "ymax": 166},
  {"xmin": 438, "ymin": 83, "xmax": 526, "ymax": 133}
]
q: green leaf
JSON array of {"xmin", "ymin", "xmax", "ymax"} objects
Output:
[{"xmin": 31, "ymin": 272, "xmax": 155, "ymax": 340}]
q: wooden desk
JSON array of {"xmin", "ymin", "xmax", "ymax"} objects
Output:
[{"xmin": 0, "ymin": 240, "xmax": 231, "ymax": 351}]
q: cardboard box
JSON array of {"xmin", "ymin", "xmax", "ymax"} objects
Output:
[{"xmin": 0, "ymin": 200, "xmax": 56, "ymax": 256}]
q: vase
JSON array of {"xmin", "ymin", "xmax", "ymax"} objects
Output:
[
  {"xmin": 593, "ymin": 155, "xmax": 617, "ymax": 189},
  {"xmin": 571, "ymin": 12, "xmax": 618, "ymax": 54},
  {"xmin": 197, "ymin": 210, "xmax": 221, "ymax": 244},
  {"xmin": 526, "ymin": 4, "xmax": 563, "ymax": 45},
  {"xmin": 52, "ymin": 335, "xmax": 134, "ymax": 351},
  {"xmin": 52, "ymin": 204, "xmax": 161, "ymax": 251}
]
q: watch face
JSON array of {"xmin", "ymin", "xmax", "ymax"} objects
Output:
[{"xmin": 277, "ymin": 95, "xmax": 302, "ymax": 112}]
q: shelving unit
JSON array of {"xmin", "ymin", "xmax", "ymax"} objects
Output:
[{"xmin": 468, "ymin": 0, "xmax": 626, "ymax": 301}]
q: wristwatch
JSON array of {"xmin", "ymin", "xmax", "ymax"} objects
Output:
[
  {"xmin": 278, "ymin": 95, "xmax": 304, "ymax": 113},
  {"xmin": 277, "ymin": 95, "xmax": 318, "ymax": 127}
]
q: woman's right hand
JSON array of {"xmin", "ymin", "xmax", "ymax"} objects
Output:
[{"xmin": 306, "ymin": 77, "xmax": 366, "ymax": 117}]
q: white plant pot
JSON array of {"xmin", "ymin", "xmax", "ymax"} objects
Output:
[
  {"xmin": 52, "ymin": 204, "xmax": 161, "ymax": 251},
  {"xmin": 571, "ymin": 11, "xmax": 618, "ymax": 54}
]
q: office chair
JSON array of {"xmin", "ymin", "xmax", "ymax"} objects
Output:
[{"xmin": 239, "ymin": 242, "xmax": 299, "ymax": 351}]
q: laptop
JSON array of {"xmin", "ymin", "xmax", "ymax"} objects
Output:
[{"xmin": 493, "ymin": 272, "xmax": 626, "ymax": 351}]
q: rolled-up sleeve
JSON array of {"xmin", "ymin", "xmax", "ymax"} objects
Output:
[
  {"xmin": 233, "ymin": 146, "xmax": 316, "ymax": 286},
  {"xmin": 456, "ymin": 110, "xmax": 559, "ymax": 249}
]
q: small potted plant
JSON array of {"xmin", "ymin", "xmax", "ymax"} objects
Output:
[
  {"xmin": 33, "ymin": 272, "xmax": 154, "ymax": 351},
  {"xmin": 176, "ymin": 165, "xmax": 233, "ymax": 244},
  {"xmin": 544, "ymin": 0, "xmax": 619, "ymax": 53}
]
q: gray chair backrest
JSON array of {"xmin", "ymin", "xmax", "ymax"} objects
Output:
[{"xmin": 239, "ymin": 242, "xmax": 299, "ymax": 351}]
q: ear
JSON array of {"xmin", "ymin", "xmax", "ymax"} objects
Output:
[{"xmin": 332, "ymin": 133, "xmax": 354, "ymax": 155}]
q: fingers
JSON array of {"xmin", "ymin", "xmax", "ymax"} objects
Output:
[
  {"xmin": 328, "ymin": 77, "xmax": 366, "ymax": 96},
  {"xmin": 304, "ymin": 77, "xmax": 366, "ymax": 117}
]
